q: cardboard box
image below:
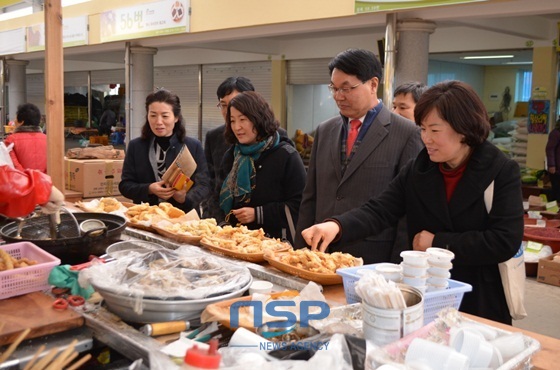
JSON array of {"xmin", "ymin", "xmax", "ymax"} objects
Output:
[
  {"xmin": 536, "ymin": 252, "xmax": 560, "ymax": 287},
  {"xmin": 65, "ymin": 158, "xmax": 123, "ymax": 197}
]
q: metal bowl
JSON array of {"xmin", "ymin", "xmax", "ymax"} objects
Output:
[
  {"xmin": 92, "ymin": 276, "xmax": 252, "ymax": 323},
  {"xmin": 105, "ymin": 240, "xmax": 164, "ymax": 259}
]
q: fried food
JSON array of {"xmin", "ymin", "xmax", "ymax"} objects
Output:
[
  {"xmin": 77, "ymin": 197, "xmax": 126, "ymax": 213},
  {"xmin": 126, "ymin": 202, "xmax": 186, "ymax": 224},
  {"xmin": 164, "ymin": 218, "xmax": 220, "ymax": 237},
  {"xmin": 200, "ymin": 225, "xmax": 291, "ymax": 254},
  {"xmin": 271, "ymin": 248, "xmax": 361, "ymax": 274},
  {"xmin": 0, "ymin": 249, "xmax": 38, "ymax": 271}
]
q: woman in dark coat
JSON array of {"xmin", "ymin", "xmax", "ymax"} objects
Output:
[
  {"xmin": 218, "ymin": 91, "xmax": 306, "ymax": 243},
  {"xmin": 302, "ymin": 80, "xmax": 524, "ymax": 324},
  {"xmin": 119, "ymin": 89, "xmax": 211, "ymax": 214}
]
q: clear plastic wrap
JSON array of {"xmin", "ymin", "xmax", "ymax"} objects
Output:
[{"xmin": 81, "ymin": 247, "xmax": 252, "ymax": 300}]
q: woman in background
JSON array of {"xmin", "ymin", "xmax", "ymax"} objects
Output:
[
  {"xmin": 218, "ymin": 91, "xmax": 306, "ymax": 243},
  {"xmin": 119, "ymin": 89, "xmax": 211, "ymax": 214},
  {"xmin": 4, "ymin": 103, "xmax": 47, "ymax": 173},
  {"xmin": 545, "ymin": 117, "xmax": 560, "ymax": 202},
  {"xmin": 302, "ymin": 80, "xmax": 523, "ymax": 324}
]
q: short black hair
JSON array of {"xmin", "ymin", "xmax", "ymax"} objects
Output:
[
  {"xmin": 16, "ymin": 103, "xmax": 41, "ymax": 126},
  {"xmin": 141, "ymin": 88, "xmax": 186, "ymax": 141},
  {"xmin": 394, "ymin": 82, "xmax": 428, "ymax": 103},
  {"xmin": 328, "ymin": 49, "xmax": 383, "ymax": 82},
  {"xmin": 224, "ymin": 91, "xmax": 279, "ymax": 145},
  {"xmin": 415, "ymin": 80, "xmax": 490, "ymax": 146},
  {"xmin": 216, "ymin": 77, "xmax": 255, "ymax": 100}
]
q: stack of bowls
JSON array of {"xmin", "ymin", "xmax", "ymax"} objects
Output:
[
  {"xmin": 426, "ymin": 247, "xmax": 455, "ymax": 292},
  {"xmin": 400, "ymin": 251, "xmax": 429, "ymax": 293},
  {"xmin": 374, "ymin": 262, "xmax": 403, "ymax": 283}
]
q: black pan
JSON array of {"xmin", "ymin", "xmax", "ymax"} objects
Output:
[{"xmin": 0, "ymin": 212, "xmax": 127, "ymax": 264}]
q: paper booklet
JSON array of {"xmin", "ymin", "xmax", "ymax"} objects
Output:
[{"xmin": 161, "ymin": 144, "xmax": 197, "ymax": 191}]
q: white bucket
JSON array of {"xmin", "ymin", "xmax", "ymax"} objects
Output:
[{"xmin": 362, "ymin": 284, "xmax": 424, "ymax": 346}]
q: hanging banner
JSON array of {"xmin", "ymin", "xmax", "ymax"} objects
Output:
[
  {"xmin": 527, "ymin": 100, "xmax": 550, "ymax": 134},
  {"xmin": 355, "ymin": 0, "xmax": 488, "ymax": 14},
  {"xmin": 27, "ymin": 16, "xmax": 89, "ymax": 52},
  {"xmin": 0, "ymin": 28, "xmax": 26, "ymax": 55},
  {"xmin": 100, "ymin": 0, "xmax": 189, "ymax": 43}
]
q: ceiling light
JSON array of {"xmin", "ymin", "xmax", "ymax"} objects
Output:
[
  {"xmin": 504, "ymin": 61, "xmax": 533, "ymax": 65},
  {"xmin": 461, "ymin": 55, "xmax": 514, "ymax": 60}
]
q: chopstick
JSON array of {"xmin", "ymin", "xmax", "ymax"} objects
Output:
[
  {"xmin": 0, "ymin": 328, "xmax": 31, "ymax": 363},
  {"xmin": 22, "ymin": 344, "xmax": 46, "ymax": 370}
]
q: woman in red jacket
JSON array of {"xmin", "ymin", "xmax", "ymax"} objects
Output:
[{"xmin": 4, "ymin": 103, "xmax": 47, "ymax": 173}]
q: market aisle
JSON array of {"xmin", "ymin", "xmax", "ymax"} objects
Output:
[{"xmin": 513, "ymin": 278, "xmax": 560, "ymax": 339}]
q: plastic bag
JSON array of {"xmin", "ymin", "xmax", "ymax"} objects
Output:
[{"xmin": 0, "ymin": 142, "xmax": 14, "ymax": 168}]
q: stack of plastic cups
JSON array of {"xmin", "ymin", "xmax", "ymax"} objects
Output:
[
  {"xmin": 400, "ymin": 251, "xmax": 429, "ymax": 294},
  {"xmin": 426, "ymin": 247, "xmax": 455, "ymax": 292}
]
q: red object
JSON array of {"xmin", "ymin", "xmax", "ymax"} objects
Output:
[
  {"xmin": 4, "ymin": 131, "xmax": 48, "ymax": 173},
  {"xmin": 523, "ymin": 227, "xmax": 560, "ymax": 253},
  {"xmin": 109, "ymin": 83, "xmax": 117, "ymax": 89},
  {"xmin": 0, "ymin": 166, "xmax": 52, "ymax": 218},
  {"xmin": 52, "ymin": 295, "xmax": 85, "ymax": 310},
  {"xmin": 184, "ymin": 338, "xmax": 221, "ymax": 369},
  {"xmin": 346, "ymin": 119, "xmax": 362, "ymax": 157},
  {"xmin": 52, "ymin": 298, "xmax": 69, "ymax": 310}
]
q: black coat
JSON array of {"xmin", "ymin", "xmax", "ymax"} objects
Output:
[
  {"xmin": 334, "ymin": 141, "xmax": 524, "ymax": 324},
  {"xmin": 119, "ymin": 134, "xmax": 211, "ymax": 214},
  {"xmin": 217, "ymin": 137, "xmax": 306, "ymax": 243}
]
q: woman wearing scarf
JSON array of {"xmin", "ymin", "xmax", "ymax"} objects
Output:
[
  {"xmin": 219, "ymin": 91, "xmax": 306, "ymax": 243},
  {"xmin": 119, "ymin": 89, "xmax": 211, "ymax": 214}
]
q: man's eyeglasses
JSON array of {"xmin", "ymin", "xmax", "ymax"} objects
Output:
[
  {"xmin": 216, "ymin": 102, "xmax": 228, "ymax": 110},
  {"xmin": 328, "ymin": 81, "xmax": 365, "ymax": 96}
]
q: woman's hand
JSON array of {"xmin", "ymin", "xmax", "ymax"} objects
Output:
[
  {"xmin": 301, "ymin": 221, "xmax": 340, "ymax": 252},
  {"xmin": 549, "ymin": 166, "xmax": 556, "ymax": 175},
  {"xmin": 172, "ymin": 188, "xmax": 187, "ymax": 204},
  {"xmin": 149, "ymin": 181, "xmax": 175, "ymax": 200},
  {"xmin": 412, "ymin": 230, "xmax": 434, "ymax": 251},
  {"xmin": 232, "ymin": 207, "xmax": 255, "ymax": 224}
]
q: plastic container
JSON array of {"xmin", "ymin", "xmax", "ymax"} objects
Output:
[
  {"xmin": 184, "ymin": 338, "xmax": 221, "ymax": 369},
  {"xmin": 0, "ymin": 242, "xmax": 61, "ymax": 299},
  {"xmin": 337, "ymin": 264, "xmax": 472, "ymax": 325},
  {"xmin": 523, "ymin": 227, "xmax": 560, "ymax": 253},
  {"xmin": 362, "ymin": 285, "xmax": 423, "ymax": 346}
]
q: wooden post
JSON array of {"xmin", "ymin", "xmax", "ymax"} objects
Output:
[{"xmin": 44, "ymin": 0, "xmax": 64, "ymax": 191}]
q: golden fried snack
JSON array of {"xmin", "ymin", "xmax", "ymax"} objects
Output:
[
  {"xmin": 0, "ymin": 249, "xmax": 14, "ymax": 270},
  {"xmin": 274, "ymin": 249, "xmax": 360, "ymax": 274},
  {"xmin": 99, "ymin": 197, "xmax": 122, "ymax": 212}
]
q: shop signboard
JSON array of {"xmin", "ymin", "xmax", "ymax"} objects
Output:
[
  {"xmin": 355, "ymin": 0, "xmax": 488, "ymax": 14},
  {"xmin": 100, "ymin": 0, "xmax": 189, "ymax": 43},
  {"xmin": 527, "ymin": 100, "xmax": 550, "ymax": 134},
  {"xmin": 0, "ymin": 28, "xmax": 25, "ymax": 55},
  {"xmin": 26, "ymin": 16, "xmax": 88, "ymax": 52}
]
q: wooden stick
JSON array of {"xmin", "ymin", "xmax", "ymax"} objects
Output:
[
  {"xmin": 45, "ymin": 339, "xmax": 77, "ymax": 370},
  {"xmin": 66, "ymin": 353, "xmax": 92, "ymax": 370},
  {"xmin": 29, "ymin": 348, "xmax": 58, "ymax": 370},
  {"xmin": 22, "ymin": 344, "xmax": 46, "ymax": 370},
  {"xmin": 56, "ymin": 351, "xmax": 78, "ymax": 369},
  {"xmin": 0, "ymin": 328, "xmax": 31, "ymax": 363}
]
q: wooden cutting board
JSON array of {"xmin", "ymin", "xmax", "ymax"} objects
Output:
[{"xmin": 0, "ymin": 292, "xmax": 84, "ymax": 345}]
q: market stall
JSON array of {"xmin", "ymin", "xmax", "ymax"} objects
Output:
[{"xmin": 1, "ymin": 201, "xmax": 560, "ymax": 369}]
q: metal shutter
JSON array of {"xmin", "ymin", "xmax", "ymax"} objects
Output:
[
  {"xmin": 287, "ymin": 58, "xmax": 331, "ymax": 85},
  {"xmin": 154, "ymin": 65, "xmax": 200, "ymax": 139},
  {"xmin": 91, "ymin": 69, "xmax": 125, "ymax": 85}
]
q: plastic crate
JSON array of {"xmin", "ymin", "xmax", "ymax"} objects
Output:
[
  {"xmin": 337, "ymin": 264, "xmax": 472, "ymax": 325},
  {"xmin": 0, "ymin": 242, "xmax": 61, "ymax": 299}
]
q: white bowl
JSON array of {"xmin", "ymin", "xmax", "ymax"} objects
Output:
[
  {"xmin": 428, "ymin": 266, "xmax": 452, "ymax": 278},
  {"xmin": 249, "ymin": 280, "xmax": 273, "ymax": 295},
  {"xmin": 402, "ymin": 275, "xmax": 428, "ymax": 287},
  {"xmin": 401, "ymin": 262, "xmax": 429, "ymax": 277},
  {"xmin": 491, "ymin": 332, "xmax": 525, "ymax": 362},
  {"xmin": 428, "ymin": 276, "xmax": 449, "ymax": 287},
  {"xmin": 400, "ymin": 251, "xmax": 429, "ymax": 267},
  {"xmin": 375, "ymin": 263, "xmax": 403, "ymax": 282}
]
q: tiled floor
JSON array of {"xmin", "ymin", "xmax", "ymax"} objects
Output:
[{"xmin": 513, "ymin": 277, "xmax": 560, "ymax": 339}]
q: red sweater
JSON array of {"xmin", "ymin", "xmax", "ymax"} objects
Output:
[{"xmin": 439, "ymin": 160, "xmax": 468, "ymax": 202}]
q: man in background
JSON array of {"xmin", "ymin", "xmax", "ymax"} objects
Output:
[
  {"xmin": 295, "ymin": 49, "xmax": 423, "ymax": 264},
  {"xmin": 391, "ymin": 81, "xmax": 428, "ymax": 122}
]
